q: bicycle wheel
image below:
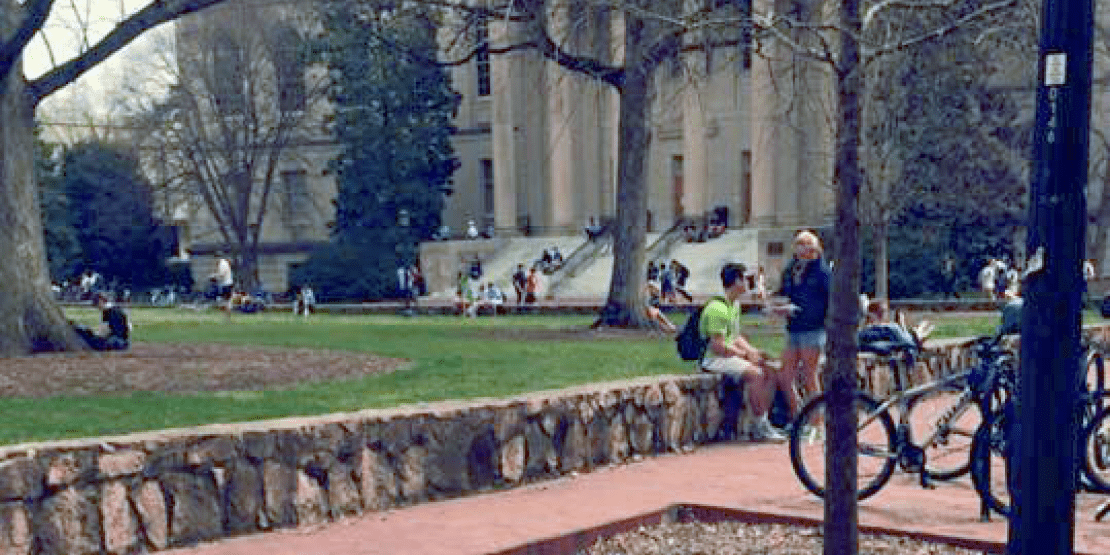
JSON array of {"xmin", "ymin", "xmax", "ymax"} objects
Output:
[
  {"xmin": 970, "ymin": 407, "xmax": 1013, "ymax": 519},
  {"xmin": 1083, "ymin": 403, "xmax": 1110, "ymax": 493},
  {"xmin": 789, "ymin": 391, "xmax": 897, "ymax": 500},
  {"xmin": 907, "ymin": 381, "xmax": 978, "ymax": 481}
]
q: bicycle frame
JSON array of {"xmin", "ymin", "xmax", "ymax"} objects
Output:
[{"xmin": 857, "ymin": 370, "xmax": 972, "ymax": 460}]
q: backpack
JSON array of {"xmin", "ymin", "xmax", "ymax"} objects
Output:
[{"xmin": 675, "ymin": 297, "xmax": 727, "ymax": 361}]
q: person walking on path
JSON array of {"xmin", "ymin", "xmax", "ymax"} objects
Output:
[
  {"xmin": 979, "ymin": 258, "xmax": 999, "ymax": 300},
  {"xmin": 525, "ymin": 267, "xmax": 541, "ymax": 305},
  {"xmin": 700, "ymin": 263, "xmax": 789, "ymax": 441},
  {"xmin": 210, "ymin": 253, "xmax": 235, "ymax": 318},
  {"xmin": 511, "ymin": 264, "xmax": 527, "ymax": 306},
  {"xmin": 772, "ymin": 230, "xmax": 830, "ymax": 418}
]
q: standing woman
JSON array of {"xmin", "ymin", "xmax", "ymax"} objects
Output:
[{"xmin": 774, "ymin": 230, "xmax": 831, "ymax": 417}]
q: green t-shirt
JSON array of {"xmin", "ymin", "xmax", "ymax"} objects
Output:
[{"xmin": 699, "ymin": 297, "xmax": 737, "ymax": 357}]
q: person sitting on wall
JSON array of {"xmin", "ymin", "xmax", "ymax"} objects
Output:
[
  {"xmin": 539, "ymin": 248, "xmax": 555, "ymax": 273},
  {"xmin": 584, "ymin": 217, "xmax": 605, "ymax": 241},
  {"xmin": 551, "ymin": 247, "xmax": 564, "ymax": 269},
  {"xmin": 73, "ymin": 293, "xmax": 131, "ymax": 351},
  {"xmin": 684, "ymin": 224, "xmax": 699, "ymax": 243}
]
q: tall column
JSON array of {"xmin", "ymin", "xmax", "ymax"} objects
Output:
[
  {"xmin": 545, "ymin": 1, "xmax": 584, "ymax": 233},
  {"xmin": 749, "ymin": 0, "xmax": 797, "ymax": 227},
  {"xmin": 490, "ymin": 16, "xmax": 546, "ymax": 234},
  {"xmin": 749, "ymin": 0, "xmax": 835, "ymax": 229},
  {"xmin": 682, "ymin": 66, "xmax": 710, "ymax": 223}
]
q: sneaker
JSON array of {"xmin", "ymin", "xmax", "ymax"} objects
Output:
[{"xmin": 749, "ymin": 419, "xmax": 787, "ymax": 442}]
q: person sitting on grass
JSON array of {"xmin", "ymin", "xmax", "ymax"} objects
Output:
[
  {"xmin": 699, "ymin": 263, "xmax": 791, "ymax": 441},
  {"xmin": 73, "ymin": 293, "xmax": 130, "ymax": 351}
]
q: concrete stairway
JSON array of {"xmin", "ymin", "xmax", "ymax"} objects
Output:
[
  {"xmin": 551, "ymin": 229, "xmax": 760, "ymax": 298},
  {"xmin": 472, "ymin": 236, "xmax": 587, "ymax": 290}
]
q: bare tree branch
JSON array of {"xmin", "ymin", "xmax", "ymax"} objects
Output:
[
  {"xmin": 27, "ymin": 0, "xmax": 231, "ymax": 104},
  {"xmin": 0, "ymin": 0, "xmax": 56, "ymax": 82},
  {"xmin": 863, "ymin": 0, "xmax": 1019, "ymax": 60}
]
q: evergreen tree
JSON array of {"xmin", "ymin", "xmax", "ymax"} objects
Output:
[
  {"xmin": 63, "ymin": 143, "xmax": 170, "ymax": 292},
  {"xmin": 35, "ymin": 135, "xmax": 82, "ymax": 283},
  {"xmin": 298, "ymin": 2, "xmax": 460, "ymax": 301}
]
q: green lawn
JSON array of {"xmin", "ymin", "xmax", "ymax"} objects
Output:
[{"xmin": 0, "ymin": 308, "xmax": 1022, "ymax": 445}]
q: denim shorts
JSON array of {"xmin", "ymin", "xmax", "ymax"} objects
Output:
[{"xmin": 788, "ymin": 329, "xmax": 827, "ymax": 349}]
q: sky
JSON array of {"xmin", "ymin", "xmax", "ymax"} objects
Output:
[{"xmin": 25, "ymin": 1, "xmax": 174, "ymax": 139}]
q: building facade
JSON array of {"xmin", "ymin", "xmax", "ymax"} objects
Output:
[
  {"xmin": 440, "ymin": 3, "xmax": 835, "ymax": 237},
  {"xmin": 158, "ymin": 0, "xmax": 336, "ymax": 294},
  {"xmin": 160, "ymin": 0, "xmax": 837, "ymax": 293}
]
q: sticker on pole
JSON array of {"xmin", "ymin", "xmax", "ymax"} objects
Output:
[{"xmin": 1045, "ymin": 53, "xmax": 1066, "ymax": 86}]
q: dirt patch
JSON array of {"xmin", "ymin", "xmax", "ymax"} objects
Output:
[
  {"xmin": 582, "ymin": 521, "xmax": 989, "ymax": 554},
  {"xmin": 0, "ymin": 343, "xmax": 405, "ymax": 398}
]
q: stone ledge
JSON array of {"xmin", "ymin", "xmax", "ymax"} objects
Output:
[{"xmin": 1, "ymin": 325, "xmax": 1108, "ymax": 554}]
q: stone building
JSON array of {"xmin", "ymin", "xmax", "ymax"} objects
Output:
[
  {"xmin": 159, "ymin": 0, "xmax": 839, "ymax": 294},
  {"xmin": 440, "ymin": 2, "xmax": 835, "ymax": 237}
]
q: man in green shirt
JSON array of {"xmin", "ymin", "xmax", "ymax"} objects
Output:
[{"xmin": 700, "ymin": 263, "xmax": 790, "ymax": 441}]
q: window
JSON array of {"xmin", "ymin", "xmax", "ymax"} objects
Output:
[
  {"xmin": 282, "ymin": 169, "xmax": 312, "ymax": 227},
  {"xmin": 475, "ymin": 19, "xmax": 491, "ymax": 96},
  {"xmin": 481, "ymin": 159, "xmax": 495, "ymax": 228},
  {"xmin": 272, "ymin": 27, "xmax": 306, "ymax": 112},
  {"xmin": 212, "ymin": 33, "xmax": 245, "ymax": 114}
]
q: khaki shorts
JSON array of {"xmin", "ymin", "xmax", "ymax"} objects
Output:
[{"xmin": 700, "ymin": 356, "xmax": 761, "ymax": 377}]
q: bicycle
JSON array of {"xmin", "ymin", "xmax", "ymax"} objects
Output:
[
  {"xmin": 789, "ymin": 332, "xmax": 1015, "ymax": 500},
  {"xmin": 971, "ymin": 340, "xmax": 1110, "ymax": 520}
]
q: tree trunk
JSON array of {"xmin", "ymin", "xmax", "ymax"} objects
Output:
[
  {"xmin": 596, "ymin": 28, "xmax": 651, "ymax": 328},
  {"xmin": 874, "ymin": 219, "xmax": 889, "ymax": 306},
  {"xmin": 0, "ymin": 66, "xmax": 87, "ymax": 355},
  {"xmin": 825, "ymin": 0, "xmax": 863, "ymax": 551},
  {"xmin": 1089, "ymin": 162, "xmax": 1110, "ymax": 271}
]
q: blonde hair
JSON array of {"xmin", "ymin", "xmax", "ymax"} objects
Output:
[{"xmin": 794, "ymin": 230, "xmax": 823, "ymax": 254}]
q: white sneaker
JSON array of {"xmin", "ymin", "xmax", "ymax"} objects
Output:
[{"xmin": 749, "ymin": 419, "xmax": 787, "ymax": 442}]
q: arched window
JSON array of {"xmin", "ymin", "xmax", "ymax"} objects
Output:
[
  {"xmin": 271, "ymin": 26, "xmax": 306, "ymax": 112},
  {"xmin": 212, "ymin": 33, "xmax": 245, "ymax": 114}
]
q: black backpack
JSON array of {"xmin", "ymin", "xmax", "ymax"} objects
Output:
[{"xmin": 675, "ymin": 297, "xmax": 726, "ymax": 361}]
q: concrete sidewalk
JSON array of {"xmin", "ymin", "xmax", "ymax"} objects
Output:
[{"xmin": 166, "ymin": 442, "xmax": 1110, "ymax": 555}]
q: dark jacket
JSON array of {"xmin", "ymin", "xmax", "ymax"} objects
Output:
[{"xmin": 778, "ymin": 257, "xmax": 831, "ymax": 333}]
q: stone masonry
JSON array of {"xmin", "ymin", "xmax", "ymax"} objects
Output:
[{"xmin": 2, "ymin": 326, "xmax": 1108, "ymax": 554}]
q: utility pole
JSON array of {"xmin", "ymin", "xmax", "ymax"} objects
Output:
[{"xmin": 1011, "ymin": 0, "xmax": 1094, "ymax": 551}]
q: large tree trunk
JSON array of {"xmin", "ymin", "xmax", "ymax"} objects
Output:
[
  {"xmin": 0, "ymin": 66, "xmax": 87, "ymax": 355},
  {"xmin": 596, "ymin": 23, "xmax": 651, "ymax": 328}
]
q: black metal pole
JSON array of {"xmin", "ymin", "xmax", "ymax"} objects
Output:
[{"xmin": 1010, "ymin": 0, "xmax": 1093, "ymax": 551}]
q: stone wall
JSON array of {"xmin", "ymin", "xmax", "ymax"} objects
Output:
[{"xmin": 3, "ymin": 326, "xmax": 1109, "ymax": 554}]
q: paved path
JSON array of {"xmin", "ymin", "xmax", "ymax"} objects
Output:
[{"xmin": 166, "ymin": 442, "xmax": 1110, "ymax": 554}]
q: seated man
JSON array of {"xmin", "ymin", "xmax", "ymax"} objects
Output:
[
  {"xmin": 643, "ymin": 282, "xmax": 677, "ymax": 333},
  {"xmin": 73, "ymin": 293, "xmax": 130, "ymax": 351},
  {"xmin": 550, "ymin": 247, "xmax": 564, "ymax": 269},
  {"xmin": 476, "ymin": 282, "xmax": 506, "ymax": 316},
  {"xmin": 584, "ymin": 217, "xmax": 605, "ymax": 241},
  {"xmin": 699, "ymin": 263, "xmax": 792, "ymax": 441}
]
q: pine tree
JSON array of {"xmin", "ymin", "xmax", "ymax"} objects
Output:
[{"xmin": 299, "ymin": 2, "xmax": 460, "ymax": 300}]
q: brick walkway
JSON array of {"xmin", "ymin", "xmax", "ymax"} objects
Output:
[{"xmin": 166, "ymin": 442, "xmax": 1110, "ymax": 555}]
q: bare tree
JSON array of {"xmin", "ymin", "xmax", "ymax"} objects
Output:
[
  {"xmin": 427, "ymin": 0, "xmax": 760, "ymax": 328},
  {"xmin": 1, "ymin": 0, "xmax": 234, "ymax": 355},
  {"xmin": 127, "ymin": 3, "xmax": 330, "ymax": 291}
]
